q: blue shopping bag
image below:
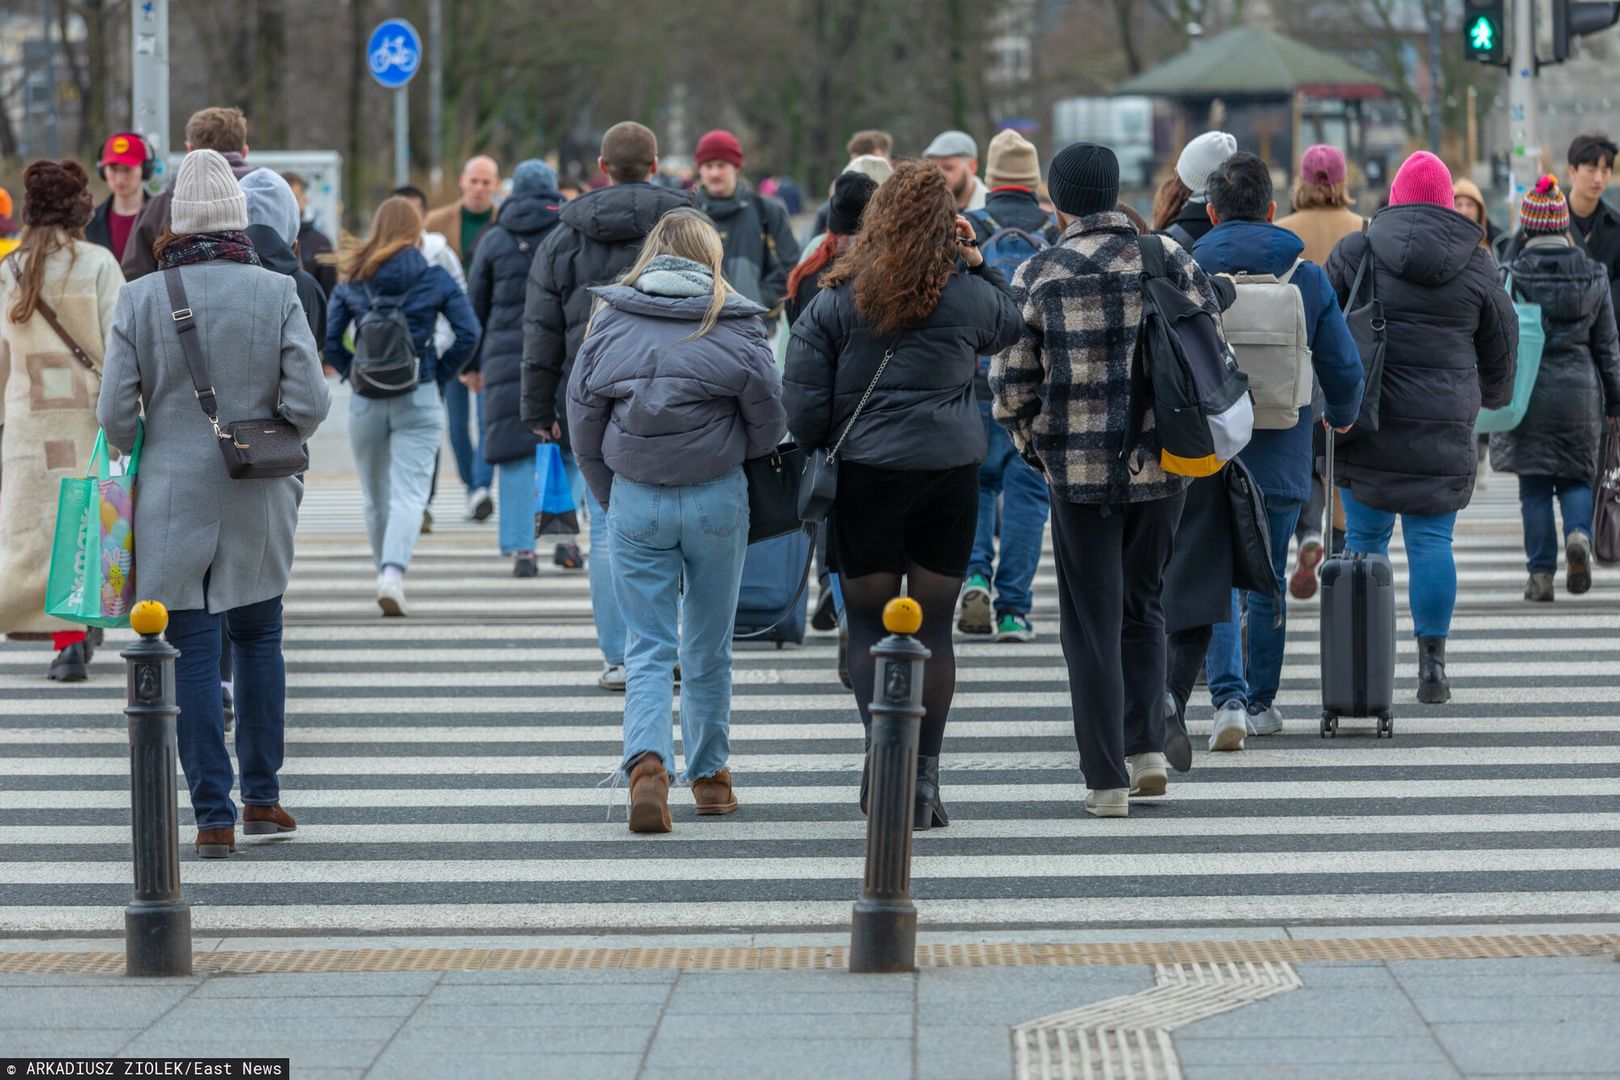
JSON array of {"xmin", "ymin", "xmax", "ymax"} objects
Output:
[{"xmin": 534, "ymin": 443, "xmax": 579, "ymax": 536}]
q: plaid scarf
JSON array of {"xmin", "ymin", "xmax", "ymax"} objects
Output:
[{"xmin": 157, "ymin": 230, "xmax": 261, "ymax": 270}]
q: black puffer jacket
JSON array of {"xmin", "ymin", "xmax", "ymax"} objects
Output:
[
  {"xmin": 468, "ymin": 188, "xmax": 563, "ymax": 464},
  {"xmin": 784, "ymin": 263, "xmax": 1022, "ymax": 470},
  {"xmin": 1325, "ymin": 203, "xmax": 1518, "ymax": 516},
  {"xmin": 520, "ymin": 182, "xmax": 695, "ymax": 443},
  {"xmin": 1491, "ymin": 239, "xmax": 1620, "ymax": 479},
  {"xmin": 1162, "ymin": 195, "xmax": 1215, "ymax": 249}
]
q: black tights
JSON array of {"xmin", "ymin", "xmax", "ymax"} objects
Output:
[
  {"xmin": 842, "ymin": 565, "xmax": 961, "ymax": 757},
  {"xmin": 1166, "ymin": 625, "xmax": 1213, "ymax": 723}
]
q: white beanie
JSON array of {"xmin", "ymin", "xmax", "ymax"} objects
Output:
[
  {"xmin": 1176, "ymin": 131, "xmax": 1238, "ymax": 193},
  {"xmin": 240, "ymin": 168, "xmax": 299, "ymax": 246},
  {"xmin": 170, "ymin": 149, "xmax": 247, "ymax": 234}
]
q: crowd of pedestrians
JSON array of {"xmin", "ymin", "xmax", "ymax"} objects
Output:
[{"xmin": 4, "ymin": 101, "xmax": 1620, "ymax": 850}]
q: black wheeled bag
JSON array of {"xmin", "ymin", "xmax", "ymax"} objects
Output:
[{"xmin": 1318, "ymin": 433, "xmax": 1396, "ymax": 738}]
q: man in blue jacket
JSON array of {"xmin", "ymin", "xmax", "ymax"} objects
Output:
[{"xmin": 1192, "ymin": 152, "xmax": 1364, "ymax": 748}]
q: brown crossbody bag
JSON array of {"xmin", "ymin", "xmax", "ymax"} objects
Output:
[{"xmin": 5, "ymin": 255, "xmax": 97, "ymax": 372}]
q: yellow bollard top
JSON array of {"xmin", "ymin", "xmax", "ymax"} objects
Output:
[
  {"xmin": 130, "ymin": 600, "xmax": 169, "ymax": 637},
  {"xmin": 883, "ymin": 597, "xmax": 923, "ymax": 636}
]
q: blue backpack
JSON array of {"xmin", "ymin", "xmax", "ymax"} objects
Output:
[{"xmin": 968, "ymin": 209, "xmax": 1058, "ymax": 285}]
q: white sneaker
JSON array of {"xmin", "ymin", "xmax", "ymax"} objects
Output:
[
  {"xmin": 597, "ymin": 664, "xmax": 627, "ymax": 692},
  {"xmin": 1127, "ymin": 752, "xmax": 1169, "ymax": 797},
  {"xmin": 1084, "ymin": 788, "xmax": 1129, "ymax": 818},
  {"xmin": 1209, "ymin": 703, "xmax": 1247, "ymax": 752},
  {"xmin": 1247, "ymin": 705, "xmax": 1284, "ymax": 736},
  {"xmin": 465, "ymin": 486, "xmax": 494, "ymax": 522},
  {"xmin": 377, "ymin": 577, "xmax": 409, "ymax": 617}
]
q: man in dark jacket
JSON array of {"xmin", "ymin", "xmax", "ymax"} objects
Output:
[
  {"xmin": 464, "ymin": 160, "xmax": 564, "ymax": 576},
  {"xmin": 122, "ymin": 106, "xmax": 259, "ymax": 280},
  {"xmin": 1565, "ymin": 133, "xmax": 1620, "ymax": 316},
  {"xmin": 85, "ymin": 133, "xmax": 150, "ymax": 264},
  {"xmin": 521, "ymin": 120, "xmax": 692, "ymax": 691},
  {"xmin": 241, "ymin": 169, "xmax": 326, "ymax": 350},
  {"xmin": 282, "ymin": 171, "xmax": 337, "ymax": 296},
  {"xmin": 1190, "ymin": 153, "xmax": 1364, "ymax": 750},
  {"xmin": 690, "ymin": 129, "xmax": 800, "ymax": 325}
]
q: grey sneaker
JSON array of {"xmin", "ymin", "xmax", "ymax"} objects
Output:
[
  {"xmin": 1524, "ymin": 572, "xmax": 1555, "ymax": 602},
  {"xmin": 1209, "ymin": 703, "xmax": 1247, "ymax": 752},
  {"xmin": 1084, "ymin": 788, "xmax": 1129, "ymax": 818},
  {"xmin": 1247, "ymin": 705, "xmax": 1284, "ymax": 736},
  {"xmin": 1567, "ymin": 532, "xmax": 1594, "ymax": 595},
  {"xmin": 597, "ymin": 664, "xmax": 627, "ymax": 692},
  {"xmin": 1127, "ymin": 752, "xmax": 1169, "ymax": 797}
]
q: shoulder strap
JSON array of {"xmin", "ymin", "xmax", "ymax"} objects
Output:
[
  {"xmin": 1277, "ymin": 258, "xmax": 1303, "ymax": 285},
  {"xmin": 162, "ymin": 268, "xmax": 222, "ymax": 432},
  {"xmin": 1344, "ymin": 223, "xmax": 1375, "ymax": 312},
  {"xmin": 8, "ymin": 256, "xmax": 96, "ymax": 372},
  {"xmin": 828, "ymin": 331, "xmax": 902, "ymax": 464},
  {"xmin": 1165, "ymin": 223, "xmax": 1195, "ymax": 248},
  {"xmin": 1137, "ymin": 233, "xmax": 1169, "ymax": 279}
]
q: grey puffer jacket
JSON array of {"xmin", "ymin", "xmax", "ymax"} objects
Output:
[
  {"xmin": 1491, "ymin": 237, "xmax": 1620, "ymax": 479},
  {"xmin": 567, "ymin": 257, "xmax": 786, "ymax": 507}
]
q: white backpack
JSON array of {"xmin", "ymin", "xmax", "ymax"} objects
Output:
[{"xmin": 1221, "ymin": 260, "xmax": 1313, "ymax": 430}]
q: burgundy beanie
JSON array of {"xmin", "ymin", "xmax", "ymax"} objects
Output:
[
  {"xmin": 1389, "ymin": 151, "xmax": 1455, "ymax": 209},
  {"xmin": 21, "ymin": 159, "xmax": 93, "ymax": 229},
  {"xmin": 695, "ymin": 130, "xmax": 743, "ymax": 169}
]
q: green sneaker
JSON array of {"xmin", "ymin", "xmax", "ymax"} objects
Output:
[
  {"xmin": 994, "ymin": 612, "xmax": 1036, "ymax": 642},
  {"xmin": 957, "ymin": 573, "xmax": 993, "ymax": 634}
]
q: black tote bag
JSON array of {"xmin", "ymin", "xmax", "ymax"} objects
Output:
[
  {"xmin": 743, "ymin": 443, "xmax": 807, "ymax": 545},
  {"xmin": 1339, "ymin": 230, "xmax": 1387, "ymax": 443}
]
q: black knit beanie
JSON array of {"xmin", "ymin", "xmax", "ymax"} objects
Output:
[
  {"xmin": 827, "ymin": 171, "xmax": 878, "ymax": 235},
  {"xmin": 1047, "ymin": 142, "xmax": 1120, "ymax": 218}
]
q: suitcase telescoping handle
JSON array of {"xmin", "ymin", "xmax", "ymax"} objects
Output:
[{"xmin": 1325, "ymin": 427, "xmax": 1338, "ymax": 559}]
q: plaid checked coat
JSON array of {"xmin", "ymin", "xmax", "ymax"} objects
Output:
[{"xmin": 990, "ymin": 211, "xmax": 1224, "ymax": 505}]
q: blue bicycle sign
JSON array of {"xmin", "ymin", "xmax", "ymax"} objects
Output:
[{"xmin": 367, "ymin": 18, "xmax": 422, "ymax": 89}]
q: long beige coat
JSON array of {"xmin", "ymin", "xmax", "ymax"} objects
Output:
[{"xmin": 0, "ymin": 241, "xmax": 123, "ymax": 634}]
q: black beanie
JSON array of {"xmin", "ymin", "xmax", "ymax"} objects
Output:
[
  {"xmin": 1047, "ymin": 142, "xmax": 1120, "ymax": 218},
  {"xmin": 827, "ymin": 171, "xmax": 878, "ymax": 235}
]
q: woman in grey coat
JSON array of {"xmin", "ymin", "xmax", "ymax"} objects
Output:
[{"xmin": 98, "ymin": 149, "xmax": 331, "ymax": 859}]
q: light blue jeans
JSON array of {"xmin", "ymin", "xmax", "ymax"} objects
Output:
[
  {"xmin": 443, "ymin": 377, "xmax": 494, "ymax": 493},
  {"xmin": 610, "ymin": 468, "xmax": 749, "ymax": 781},
  {"xmin": 350, "ymin": 382, "xmax": 445, "ymax": 572},
  {"xmin": 496, "ymin": 459, "xmax": 535, "ymax": 556},
  {"xmin": 1340, "ymin": 487, "xmax": 1458, "ymax": 639}
]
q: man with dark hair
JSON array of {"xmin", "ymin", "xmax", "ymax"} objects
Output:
[
  {"xmin": 1181, "ymin": 151, "xmax": 1363, "ymax": 752},
  {"xmin": 521, "ymin": 121, "xmax": 693, "ymax": 691},
  {"xmin": 121, "ymin": 106, "xmax": 259, "ymax": 279},
  {"xmin": 1566, "ymin": 133, "xmax": 1620, "ymax": 313}
]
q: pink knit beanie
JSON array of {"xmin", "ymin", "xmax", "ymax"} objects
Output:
[{"xmin": 1389, "ymin": 151, "xmax": 1455, "ymax": 209}]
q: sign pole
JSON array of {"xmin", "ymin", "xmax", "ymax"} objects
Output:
[
  {"xmin": 367, "ymin": 17, "xmax": 421, "ymax": 190},
  {"xmin": 394, "ymin": 86, "xmax": 409, "ymax": 188},
  {"xmin": 131, "ymin": 0, "xmax": 170, "ymax": 187},
  {"xmin": 1507, "ymin": 0, "xmax": 1539, "ymax": 228}
]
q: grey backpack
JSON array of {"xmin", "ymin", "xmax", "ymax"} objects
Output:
[{"xmin": 1220, "ymin": 259, "xmax": 1313, "ymax": 429}]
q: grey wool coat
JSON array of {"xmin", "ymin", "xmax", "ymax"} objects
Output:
[{"xmin": 97, "ymin": 260, "xmax": 331, "ymax": 614}]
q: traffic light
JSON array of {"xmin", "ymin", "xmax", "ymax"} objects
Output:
[
  {"xmin": 1553, "ymin": 0, "xmax": 1620, "ymax": 61},
  {"xmin": 1464, "ymin": 0, "xmax": 1507, "ymax": 65}
]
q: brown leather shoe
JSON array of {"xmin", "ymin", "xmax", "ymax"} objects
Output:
[
  {"xmin": 690, "ymin": 768, "xmax": 738, "ymax": 815},
  {"xmin": 627, "ymin": 752, "xmax": 672, "ymax": 834},
  {"xmin": 242, "ymin": 804, "xmax": 297, "ymax": 835},
  {"xmin": 195, "ymin": 827, "xmax": 235, "ymax": 858}
]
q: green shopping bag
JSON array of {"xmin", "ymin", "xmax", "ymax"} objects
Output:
[
  {"xmin": 45, "ymin": 425, "xmax": 143, "ymax": 629},
  {"xmin": 1476, "ymin": 270, "xmax": 1545, "ymax": 434}
]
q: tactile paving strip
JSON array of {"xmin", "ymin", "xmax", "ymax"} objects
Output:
[{"xmin": 0, "ymin": 932, "xmax": 1615, "ymax": 976}]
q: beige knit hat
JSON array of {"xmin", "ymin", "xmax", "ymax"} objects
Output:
[
  {"xmin": 986, "ymin": 129, "xmax": 1040, "ymax": 189},
  {"xmin": 170, "ymin": 149, "xmax": 247, "ymax": 234}
]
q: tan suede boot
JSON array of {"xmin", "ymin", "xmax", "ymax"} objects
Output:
[
  {"xmin": 195, "ymin": 827, "xmax": 236, "ymax": 858},
  {"xmin": 243, "ymin": 804, "xmax": 297, "ymax": 835},
  {"xmin": 690, "ymin": 768, "xmax": 738, "ymax": 815},
  {"xmin": 628, "ymin": 752, "xmax": 672, "ymax": 833}
]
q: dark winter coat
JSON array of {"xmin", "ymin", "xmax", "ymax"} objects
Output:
[
  {"xmin": 692, "ymin": 181, "xmax": 801, "ymax": 317},
  {"xmin": 1572, "ymin": 196, "xmax": 1620, "ymax": 318},
  {"xmin": 298, "ymin": 221, "xmax": 338, "ymax": 296},
  {"xmin": 519, "ymin": 182, "xmax": 695, "ymax": 443},
  {"xmin": 325, "ymin": 247, "xmax": 481, "ymax": 386},
  {"xmin": 85, "ymin": 194, "xmax": 147, "ymax": 263},
  {"xmin": 1490, "ymin": 238, "xmax": 1620, "ymax": 480},
  {"xmin": 1324, "ymin": 203, "xmax": 1518, "ymax": 517},
  {"xmin": 1162, "ymin": 195, "xmax": 1216, "ymax": 249},
  {"xmin": 245, "ymin": 223, "xmax": 327, "ymax": 354},
  {"xmin": 466, "ymin": 188, "xmax": 563, "ymax": 465},
  {"xmin": 967, "ymin": 188, "xmax": 1058, "ymax": 403},
  {"xmin": 785, "ymin": 262, "xmax": 1022, "ymax": 471},
  {"xmin": 568, "ymin": 273, "xmax": 785, "ymax": 507},
  {"xmin": 121, "ymin": 151, "xmax": 259, "ymax": 280},
  {"xmin": 1192, "ymin": 220, "xmax": 1364, "ymax": 502}
]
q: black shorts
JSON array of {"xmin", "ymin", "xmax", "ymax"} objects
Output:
[{"xmin": 830, "ymin": 462, "xmax": 979, "ymax": 579}]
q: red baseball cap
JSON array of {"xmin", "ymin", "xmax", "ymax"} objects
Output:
[{"xmin": 99, "ymin": 133, "xmax": 149, "ymax": 170}]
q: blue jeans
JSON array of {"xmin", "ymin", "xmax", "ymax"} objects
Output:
[
  {"xmin": 496, "ymin": 460, "xmax": 535, "ymax": 556},
  {"xmin": 609, "ymin": 468, "xmax": 749, "ymax": 780},
  {"xmin": 1341, "ymin": 486, "xmax": 1458, "ymax": 639},
  {"xmin": 167, "ymin": 596, "xmax": 286, "ymax": 831},
  {"xmin": 350, "ymin": 382, "xmax": 445, "ymax": 572},
  {"xmin": 968, "ymin": 404, "xmax": 1050, "ymax": 615},
  {"xmin": 1518, "ymin": 474, "xmax": 1594, "ymax": 573},
  {"xmin": 1206, "ymin": 496, "xmax": 1302, "ymax": 712},
  {"xmin": 443, "ymin": 377, "xmax": 494, "ymax": 493}
]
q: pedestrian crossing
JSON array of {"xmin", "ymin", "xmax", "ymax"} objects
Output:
[{"xmin": 2, "ymin": 474, "xmax": 1618, "ymax": 935}]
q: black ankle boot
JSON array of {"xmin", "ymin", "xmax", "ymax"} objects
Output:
[
  {"xmin": 48, "ymin": 641, "xmax": 89, "ymax": 683},
  {"xmin": 1417, "ymin": 636, "xmax": 1450, "ymax": 704},
  {"xmin": 914, "ymin": 756, "xmax": 948, "ymax": 831}
]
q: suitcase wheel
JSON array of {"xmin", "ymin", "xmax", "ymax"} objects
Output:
[
  {"xmin": 1377, "ymin": 714, "xmax": 1394, "ymax": 739},
  {"xmin": 1320, "ymin": 713, "xmax": 1339, "ymax": 739}
]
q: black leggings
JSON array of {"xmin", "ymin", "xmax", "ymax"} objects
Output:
[
  {"xmin": 1167, "ymin": 625, "xmax": 1213, "ymax": 722},
  {"xmin": 842, "ymin": 565, "xmax": 961, "ymax": 757}
]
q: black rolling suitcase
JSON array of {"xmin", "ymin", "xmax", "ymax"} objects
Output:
[{"xmin": 1318, "ymin": 433, "xmax": 1396, "ymax": 738}]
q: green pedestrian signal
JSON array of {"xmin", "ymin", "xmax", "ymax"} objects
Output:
[
  {"xmin": 1469, "ymin": 15, "xmax": 1494, "ymax": 51},
  {"xmin": 1463, "ymin": 1, "xmax": 1506, "ymax": 64}
]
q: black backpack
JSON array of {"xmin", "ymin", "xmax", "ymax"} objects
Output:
[{"xmin": 351, "ymin": 269, "xmax": 427, "ymax": 399}]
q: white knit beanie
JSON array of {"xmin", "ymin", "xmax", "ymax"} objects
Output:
[
  {"xmin": 170, "ymin": 149, "xmax": 247, "ymax": 234},
  {"xmin": 1176, "ymin": 131, "xmax": 1238, "ymax": 193}
]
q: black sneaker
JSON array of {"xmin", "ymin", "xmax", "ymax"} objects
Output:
[
  {"xmin": 1567, "ymin": 532, "xmax": 1594, "ymax": 595},
  {"xmin": 1162, "ymin": 691, "xmax": 1192, "ymax": 773},
  {"xmin": 553, "ymin": 542, "xmax": 584, "ymax": 570},
  {"xmin": 513, "ymin": 553, "xmax": 539, "ymax": 578},
  {"xmin": 48, "ymin": 642, "xmax": 89, "ymax": 683}
]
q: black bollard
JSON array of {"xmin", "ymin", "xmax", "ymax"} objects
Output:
[
  {"xmin": 122, "ymin": 601, "xmax": 192, "ymax": 977},
  {"xmin": 850, "ymin": 597, "xmax": 930, "ymax": 974}
]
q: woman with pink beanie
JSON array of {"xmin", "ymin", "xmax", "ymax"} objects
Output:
[{"xmin": 1322, "ymin": 151, "xmax": 1518, "ymax": 705}]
